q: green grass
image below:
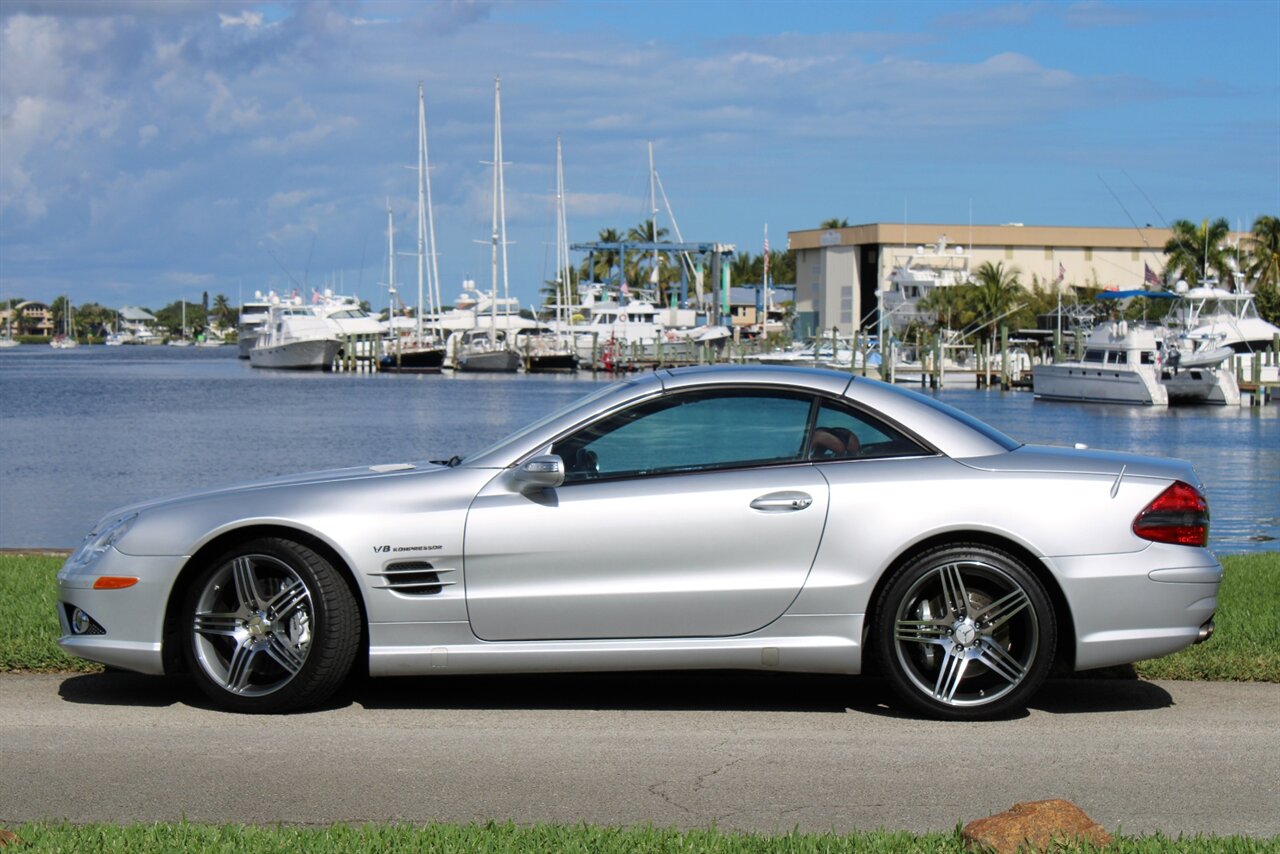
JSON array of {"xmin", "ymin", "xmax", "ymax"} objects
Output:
[
  {"xmin": 4, "ymin": 820, "xmax": 1277, "ymax": 853},
  {"xmin": 2, "ymin": 552, "xmax": 1277, "ymax": 681},
  {"xmin": 0, "ymin": 553, "xmax": 101, "ymax": 672}
]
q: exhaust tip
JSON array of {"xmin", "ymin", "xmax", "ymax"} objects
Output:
[{"xmin": 1195, "ymin": 618, "xmax": 1215, "ymax": 644}]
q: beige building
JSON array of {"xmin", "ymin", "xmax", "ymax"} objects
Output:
[{"xmin": 787, "ymin": 223, "xmax": 1173, "ymax": 336}]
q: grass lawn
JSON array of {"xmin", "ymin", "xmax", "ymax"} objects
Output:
[{"xmin": 5, "ymin": 820, "xmax": 1278, "ymax": 852}]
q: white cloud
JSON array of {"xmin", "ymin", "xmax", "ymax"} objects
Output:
[{"xmin": 218, "ymin": 10, "xmax": 263, "ymax": 30}]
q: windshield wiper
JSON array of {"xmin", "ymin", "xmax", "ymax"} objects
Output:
[{"xmin": 429, "ymin": 455, "xmax": 463, "ymax": 468}]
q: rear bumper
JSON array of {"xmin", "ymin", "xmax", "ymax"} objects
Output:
[{"xmin": 1046, "ymin": 545, "xmax": 1221, "ymax": 671}]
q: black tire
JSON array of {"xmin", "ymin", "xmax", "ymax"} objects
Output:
[
  {"xmin": 872, "ymin": 543, "xmax": 1055, "ymax": 720},
  {"xmin": 181, "ymin": 537, "xmax": 361, "ymax": 713}
]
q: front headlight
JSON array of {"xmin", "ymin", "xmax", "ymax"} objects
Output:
[{"xmin": 66, "ymin": 513, "xmax": 138, "ymax": 570}]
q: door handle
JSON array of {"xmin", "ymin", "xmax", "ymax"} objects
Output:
[{"xmin": 750, "ymin": 491, "xmax": 813, "ymax": 511}]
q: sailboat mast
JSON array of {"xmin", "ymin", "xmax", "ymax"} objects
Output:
[
  {"xmin": 421, "ymin": 82, "xmax": 443, "ymax": 330},
  {"xmin": 386, "ymin": 201, "xmax": 396, "ymax": 318},
  {"xmin": 489, "ymin": 76, "xmax": 501, "ymax": 345},
  {"xmin": 496, "ymin": 77, "xmax": 511, "ymax": 312},
  {"xmin": 416, "ymin": 82, "xmax": 426, "ymax": 343},
  {"xmin": 555, "ymin": 134, "xmax": 567, "ymax": 331},
  {"xmin": 648, "ymin": 141, "xmax": 658, "ymax": 296}
]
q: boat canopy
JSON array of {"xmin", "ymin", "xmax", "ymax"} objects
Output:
[{"xmin": 1096, "ymin": 290, "xmax": 1176, "ymax": 301}]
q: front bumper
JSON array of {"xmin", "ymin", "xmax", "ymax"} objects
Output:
[{"xmin": 56, "ymin": 549, "xmax": 188, "ymax": 675}]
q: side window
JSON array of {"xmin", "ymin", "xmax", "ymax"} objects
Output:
[
  {"xmin": 807, "ymin": 399, "xmax": 928, "ymax": 461},
  {"xmin": 552, "ymin": 389, "xmax": 812, "ymax": 483}
]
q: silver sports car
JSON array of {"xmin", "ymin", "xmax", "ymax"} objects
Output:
[{"xmin": 58, "ymin": 365, "xmax": 1220, "ymax": 719}]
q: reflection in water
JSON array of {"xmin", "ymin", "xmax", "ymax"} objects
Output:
[{"xmin": 1, "ymin": 346, "xmax": 1275, "ymax": 553}]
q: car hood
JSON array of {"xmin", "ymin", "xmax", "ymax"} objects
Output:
[
  {"xmin": 94, "ymin": 460, "xmax": 497, "ymax": 558},
  {"xmin": 102, "ymin": 461, "xmax": 445, "ymax": 521}
]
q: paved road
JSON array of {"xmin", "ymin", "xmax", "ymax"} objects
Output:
[{"xmin": 3, "ymin": 671, "xmax": 1277, "ymax": 837}]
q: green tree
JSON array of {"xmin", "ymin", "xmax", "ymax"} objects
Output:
[
  {"xmin": 1164, "ymin": 217, "xmax": 1231, "ymax": 286},
  {"xmin": 767, "ymin": 250, "xmax": 795, "ymax": 285},
  {"xmin": 820, "ymin": 218, "xmax": 850, "ymax": 229},
  {"xmin": 578, "ymin": 227, "xmax": 623, "ymax": 283},
  {"xmin": 624, "ymin": 218, "xmax": 671, "ymax": 288},
  {"xmin": 211, "ymin": 294, "xmax": 234, "ymax": 332},
  {"xmin": 1244, "ymin": 214, "xmax": 1280, "ymax": 289},
  {"xmin": 969, "ymin": 261, "xmax": 1024, "ymax": 342},
  {"xmin": 1247, "ymin": 214, "xmax": 1280, "ymax": 324}
]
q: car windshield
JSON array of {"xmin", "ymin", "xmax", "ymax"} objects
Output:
[{"xmin": 460, "ymin": 379, "xmax": 635, "ymax": 464}]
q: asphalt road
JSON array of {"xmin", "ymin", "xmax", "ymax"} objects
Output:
[{"xmin": 3, "ymin": 671, "xmax": 1277, "ymax": 838}]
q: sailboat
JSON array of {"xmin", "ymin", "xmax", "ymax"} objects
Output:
[
  {"xmin": 50, "ymin": 298, "xmax": 79, "ymax": 349},
  {"xmin": 381, "ymin": 82, "xmax": 445, "ymax": 372},
  {"xmin": 456, "ymin": 76, "xmax": 521, "ymax": 373},
  {"xmin": 168, "ymin": 300, "xmax": 192, "ymax": 346},
  {"xmin": 525, "ymin": 134, "xmax": 579, "ymax": 372},
  {"xmin": 0, "ymin": 297, "xmax": 18, "ymax": 348}
]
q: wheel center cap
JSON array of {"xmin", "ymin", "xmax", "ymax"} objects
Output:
[
  {"xmin": 246, "ymin": 612, "xmax": 271, "ymax": 640},
  {"xmin": 952, "ymin": 620, "xmax": 978, "ymax": 647}
]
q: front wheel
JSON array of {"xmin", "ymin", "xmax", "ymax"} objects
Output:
[
  {"xmin": 182, "ymin": 537, "xmax": 361, "ymax": 713},
  {"xmin": 873, "ymin": 544, "xmax": 1056, "ymax": 720}
]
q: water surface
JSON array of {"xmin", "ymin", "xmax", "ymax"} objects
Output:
[{"xmin": 1, "ymin": 345, "xmax": 1274, "ymax": 553}]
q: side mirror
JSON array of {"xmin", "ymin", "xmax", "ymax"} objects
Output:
[{"xmin": 512, "ymin": 454, "xmax": 565, "ymax": 492}]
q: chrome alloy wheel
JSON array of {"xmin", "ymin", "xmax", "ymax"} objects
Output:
[
  {"xmin": 890, "ymin": 557, "xmax": 1042, "ymax": 711},
  {"xmin": 191, "ymin": 554, "xmax": 314, "ymax": 697}
]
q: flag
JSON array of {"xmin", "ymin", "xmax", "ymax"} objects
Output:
[
  {"xmin": 1056, "ymin": 262, "xmax": 1065, "ymax": 283},
  {"xmin": 1144, "ymin": 263, "xmax": 1162, "ymax": 287}
]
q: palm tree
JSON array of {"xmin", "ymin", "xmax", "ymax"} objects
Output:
[
  {"xmin": 1244, "ymin": 215, "xmax": 1280, "ymax": 292},
  {"xmin": 212, "ymin": 294, "xmax": 234, "ymax": 333},
  {"xmin": 970, "ymin": 261, "xmax": 1023, "ymax": 342},
  {"xmin": 730, "ymin": 251, "xmax": 756, "ymax": 284},
  {"xmin": 1246, "ymin": 215, "xmax": 1280, "ymax": 324},
  {"xmin": 625, "ymin": 218, "xmax": 671, "ymax": 289},
  {"xmin": 820, "ymin": 218, "xmax": 850, "ymax": 229},
  {"xmin": 579, "ymin": 227, "xmax": 623, "ymax": 283},
  {"xmin": 1163, "ymin": 218, "xmax": 1231, "ymax": 286}
]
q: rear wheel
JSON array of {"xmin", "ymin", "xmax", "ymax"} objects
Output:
[
  {"xmin": 182, "ymin": 537, "xmax": 360, "ymax": 713},
  {"xmin": 873, "ymin": 544, "xmax": 1055, "ymax": 720}
]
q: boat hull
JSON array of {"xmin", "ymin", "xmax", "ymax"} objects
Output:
[
  {"xmin": 248, "ymin": 338, "xmax": 340, "ymax": 370},
  {"xmin": 1032, "ymin": 363, "xmax": 1168, "ymax": 405},
  {"xmin": 380, "ymin": 347, "xmax": 445, "ymax": 372},
  {"xmin": 457, "ymin": 349, "xmax": 521, "ymax": 373},
  {"xmin": 526, "ymin": 353, "xmax": 579, "ymax": 372}
]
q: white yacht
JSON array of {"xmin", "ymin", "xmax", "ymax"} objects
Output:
[
  {"xmin": 1033, "ymin": 320, "xmax": 1238, "ymax": 405},
  {"xmin": 237, "ymin": 295, "xmax": 273, "ymax": 359},
  {"xmin": 248, "ymin": 299, "xmax": 341, "ymax": 370},
  {"xmin": 1171, "ymin": 282, "xmax": 1279, "ymax": 382},
  {"xmin": 313, "ymin": 290, "xmax": 385, "ymax": 359},
  {"xmin": 880, "ymin": 236, "xmax": 972, "ymax": 332}
]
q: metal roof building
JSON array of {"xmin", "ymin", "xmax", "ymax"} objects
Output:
[{"xmin": 787, "ymin": 222, "xmax": 1174, "ymax": 336}]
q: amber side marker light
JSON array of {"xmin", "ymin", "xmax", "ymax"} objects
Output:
[
  {"xmin": 93, "ymin": 576, "xmax": 139, "ymax": 590},
  {"xmin": 1132, "ymin": 481, "xmax": 1209, "ymax": 547}
]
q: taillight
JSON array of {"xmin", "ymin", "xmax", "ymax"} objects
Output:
[{"xmin": 1133, "ymin": 481, "xmax": 1209, "ymax": 546}]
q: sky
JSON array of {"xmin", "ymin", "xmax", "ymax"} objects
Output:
[{"xmin": 1, "ymin": 0, "xmax": 1278, "ymax": 314}]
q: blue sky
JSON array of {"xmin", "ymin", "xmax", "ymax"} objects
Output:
[{"xmin": 1, "ymin": 0, "xmax": 1277, "ymax": 313}]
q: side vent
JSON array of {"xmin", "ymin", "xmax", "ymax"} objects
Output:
[{"xmin": 372, "ymin": 561, "xmax": 457, "ymax": 596}]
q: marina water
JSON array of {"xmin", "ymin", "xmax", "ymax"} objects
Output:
[{"xmin": 1, "ymin": 345, "xmax": 1275, "ymax": 553}]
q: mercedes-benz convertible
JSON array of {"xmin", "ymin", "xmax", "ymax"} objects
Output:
[{"xmin": 58, "ymin": 365, "xmax": 1220, "ymax": 719}]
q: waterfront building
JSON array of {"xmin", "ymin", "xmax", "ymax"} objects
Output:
[
  {"xmin": 788, "ymin": 222, "xmax": 1179, "ymax": 336},
  {"xmin": 5, "ymin": 301, "xmax": 54, "ymax": 337}
]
